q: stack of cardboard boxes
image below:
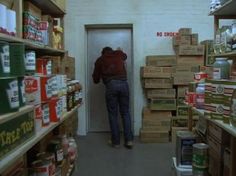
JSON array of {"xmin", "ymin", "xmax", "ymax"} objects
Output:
[{"xmin": 140, "ymin": 55, "xmax": 177, "ymax": 143}]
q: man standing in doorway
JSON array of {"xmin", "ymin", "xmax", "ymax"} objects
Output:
[{"xmin": 92, "ymin": 46, "xmax": 133, "ymax": 149}]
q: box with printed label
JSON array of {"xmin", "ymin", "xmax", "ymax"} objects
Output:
[
  {"xmin": 177, "ymin": 86, "xmax": 188, "ymax": 98},
  {"xmin": 149, "ymin": 99, "xmax": 176, "ymax": 110},
  {"xmin": 177, "ymin": 106, "xmax": 189, "ymax": 117},
  {"xmin": 177, "ymin": 56, "xmax": 204, "ymax": 65},
  {"xmin": 172, "ymin": 35, "xmax": 191, "ymax": 46},
  {"xmin": 146, "ymin": 55, "xmax": 176, "ymax": 66},
  {"xmin": 173, "ymin": 73, "xmax": 194, "ymax": 85},
  {"xmin": 171, "ymin": 127, "xmax": 188, "ymax": 143},
  {"xmin": 25, "ymin": 76, "xmax": 41, "ymax": 105},
  {"xmin": 200, "ymin": 40, "xmax": 215, "ymax": 66},
  {"xmin": 178, "ymin": 28, "xmax": 192, "ymax": 35},
  {"xmin": 142, "ymin": 107, "xmax": 172, "ymax": 120},
  {"xmin": 141, "ymin": 66, "xmax": 173, "ymax": 78},
  {"xmin": 191, "ymin": 33, "xmax": 198, "ymax": 45},
  {"xmin": 177, "ymin": 45, "xmax": 205, "ymax": 55},
  {"xmin": 142, "ymin": 118, "xmax": 171, "ymax": 131},
  {"xmin": 143, "ymin": 78, "xmax": 173, "ymax": 88},
  {"xmin": 173, "ymin": 65, "xmax": 200, "ymax": 74},
  {"xmin": 146, "ymin": 89, "xmax": 176, "ymax": 99},
  {"xmin": 140, "ymin": 129, "xmax": 169, "ymax": 143}
]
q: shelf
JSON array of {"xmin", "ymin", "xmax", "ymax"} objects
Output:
[
  {"xmin": 0, "ymin": 105, "xmax": 80, "ymax": 173},
  {"xmin": 209, "ymin": 0, "xmax": 236, "ymax": 16},
  {"xmin": 211, "ymin": 51, "xmax": 236, "ymax": 58},
  {"xmin": 0, "ymin": 33, "xmax": 66, "ymax": 55},
  {"xmin": 30, "ymin": 0, "xmax": 66, "ymax": 16}
]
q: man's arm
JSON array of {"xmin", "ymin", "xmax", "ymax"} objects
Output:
[
  {"xmin": 92, "ymin": 60, "xmax": 101, "ymax": 84},
  {"xmin": 114, "ymin": 49, "xmax": 127, "ymax": 61}
]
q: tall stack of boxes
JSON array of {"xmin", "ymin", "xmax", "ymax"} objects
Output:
[
  {"xmin": 140, "ymin": 55, "xmax": 177, "ymax": 143},
  {"xmin": 171, "ymin": 28, "xmax": 205, "ymax": 142}
]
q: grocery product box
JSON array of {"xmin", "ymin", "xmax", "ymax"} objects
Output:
[
  {"xmin": 177, "ymin": 45, "xmax": 205, "ymax": 56},
  {"xmin": 62, "ymin": 56, "xmax": 75, "ymax": 79},
  {"xmin": 143, "ymin": 78, "xmax": 173, "ymax": 88},
  {"xmin": 210, "ymin": 103, "xmax": 224, "ymax": 120},
  {"xmin": 25, "ymin": 76, "xmax": 41, "ymax": 105},
  {"xmin": 191, "ymin": 33, "xmax": 198, "ymax": 45},
  {"xmin": 200, "ymin": 66, "xmax": 213, "ymax": 79},
  {"xmin": 172, "ymin": 117, "xmax": 188, "ymax": 127},
  {"xmin": 146, "ymin": 55, "xmax": 176, "ymax": 66},
  {"xmin": 142, "ymin": 107, "xmax": 172, "ymax": 120},
  {"xmin": 173, "ymin": 73, "xmax": 194, "ymax": 85},
  {"xmin": 146, "ymin": 88, "xmax": 176, "ymax": 99},
  {"xmin": 178, "ymin": 28, "xmax": 192, "ymax": 35},
  {"xmin": 51, "ymin": 56, "xmax": 62, "ymax": 74},
  {"xmin": 176, "ymin": 56, "xmax": 204, "ymax": 65},
  {"xmin": 140, "ymin": 129, "xmax": 169, "ymax": 143},
  {"xmin": 172, "ymin": 35, "xmax": 191, "ymax": 46},
  {"xmin": 173, "ymin": 65, "xmax": 200, "ymax": 74},
  {"xmin": 149, "ymin": 98, "xmax": 176, "ymax": 110},
  {"xmin": 142, "ymin": 118, "xmax": 171, "ymax": 131},
  {"xmin": 177, "ymin": 106, "xmax": 189, "ymax": 117},
  {"xmin": 177, "ymin": 86, "xmax": 188, "ymax": 98},
  {"xmin": 141, "ymin": 66, "xmax": 173, "ymax": 78},
  {"xmin": 0, "ymin": 107, "xmax": 35, "ymax": 159},
  {"xmin": 171, "ymin": 127, "xmax": 188, "ymax": 143},
  {"xmin": 24, "ymin": 1, "xmax": 42, "ymax": 20},
  {"xmin": 200, "ymin": 40, "xmax": 215, "ymax": 66},
  {"xmin": 177, "ymin": 97, "xmax": 186, "ymax": 106}
]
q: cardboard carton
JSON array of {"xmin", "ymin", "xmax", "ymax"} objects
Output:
[
  {"xmin": 173, "ymin": 35, "xmax": 191, "ymax": 46},
  {"xmin": 140, "ymin": 129, "xmax": 169, "ymax": 143},
  {"xmin": 142, "ymin": 107, "xmax": 172, "ymax": 120},
  {"xmin": 178, "ymin": 28, "xmax": 192, "ymax": 35},
  {"xmin": 147, "ymin": 89, "xmax": 176, "ymax": 99},
  {"xmin": 177, "ymin": 56, "xmax": 204, "ymax": 66},
  {"xmin": 143, "ymin": 78, "xmax": 173, "ymax": 88},
  {"xmin": 141, "ymin": 66, "xmax": 173, "ymax": 78},
  {"xmin": 177, "ymin": 86, "xmax": 188, "ymax": 98},
  {"xmin": 191, "ymin": 34, "xmax": 199, "ymax": 45},
  {"xmin": 177, "ymin": 45, "xmax": 205, "ymax": 56},
  {"xmin": 149, "ymin": 99, "xmax": 176, "ymax": 110},
  {"xmin": 24, "ymin": 1, "xmax": 42, "ymax": 20},
  {"xmin": 146, "ymin": 55, "xmax": 176, "ymax": 66}
]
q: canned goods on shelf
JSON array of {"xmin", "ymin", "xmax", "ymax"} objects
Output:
[{"xmin": 0, "ymin": 41, "xmax": 10, "ymax": 77}]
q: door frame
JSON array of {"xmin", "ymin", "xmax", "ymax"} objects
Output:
[{"xmin": 85, "ymin": 24, "xmax": 134, "ymax": 133}]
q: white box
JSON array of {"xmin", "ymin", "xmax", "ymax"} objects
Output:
[{"xmin": 172, "ymin": 157, "xmax": 193, "ymax": 176}]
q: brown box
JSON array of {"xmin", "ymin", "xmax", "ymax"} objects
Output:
[
  {"xmin": 172, "ymin": 117, "xmax": 188, "ymax": 127},
  {"xmin": 172, "ymin": 65, "xmax": 200, "ymax": 74},
  {"xmin": 24, "ymin": 1, "xmax": 42, "ymax": 19},
  {"xmin": 140, "ymin": 129, "xmax": 169, "ymax": 143},
  {"xmin": 177, "ymin": 86, "xmax": 188, "ymax": 98},
  {"xmin": 146, "ymin": 89, "xmax": 176, "ymax": 99},
  {"xmin": 62, "ymin": 56, "xmax": 75, "ymax": 79},
  {"xmin": 171, "ymin": 127, "xmax": 188, "ymax": 143},
  {"xmin": 176, "ymin": 56, "xmax": 204, "ymax": 66},
  {"xmin": 172, "ymin": 35, "xmax": 191, "ymax": 46},
  {"xmin": 142, "ymin": 107, "xmax": 172, "ymax": 120},
  {"xmin": 177, "ymin": 45, "xmax": 205, "ymax": 55},
  {"xmin": 143, "ymin": 78, "xmax": 173, "ymax": 88},
  {"xmin": 142, "ymin": 118, "xmax": 171, "ymax": 131},
  {"xmin": 173, "ymin": 73, "xmax": 194, "ymax": 85},
  {"xmin": 200, "ymin": 40, "xmax": 215, "ymax": 66},
  {"xmin": 51, "ymin": 56, "xmax": 62, "ymax": 74},
  {"xmin": 141, "ymin": 66, "xmax": 173, "ymax": 78},
  {"xmin": 191, "ymin": 34, "xmax": 199, "ymax": 45},
  {"xmin": 149, "ymin": 98, "xmax": 176, "ymax": 111},
  {"xmin": 146, "ymin": 55, "xmax": 176, "ymax": 66},
  {"xmin": 178, "ymin": 28, "xmax": 192, "ymax": 35}
]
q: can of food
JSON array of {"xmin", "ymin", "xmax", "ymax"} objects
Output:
[
  {"xmin": 0, "ymin": 77, "xmax": 19, "ymax": 114},
  {"xmin": 24, "ymin": 76, "xmax": 41, "ymax": 105},
  {"xmin": 25, "ymin": 50, "xmax": 36, "ymax": 74},
  {"xmin": 0, "ymin": 41, "xmax": 10, "ymax": 77},
  {"xmin": 192, "ymin": 143, "xmax": 209, "ymax": 176},
  {"xmin": 194, "ymin": 72, "xmax": 208, "ymax": 82},
  {"xmin": 40, "ymin": 76, "xmax": 52, "ymax": 102},
  {"xmin": 36, "ymin": 58, "xmax": 47, "ymax": 75},
  {"xmin": 32, "ymin": 160, "xmax": 50, "ymax": 176},
  {"xmin": 42, "ymin": 102, "xmax": 50, "ymax": 126},
  {"xmin": 9, "ymin": 43, "xmax": 25, "ymax": 76},
  {"xmin": 17, "ymin": 76, "xmax": 26, "ymax": 107},
  {"xmin": 49, "ymin": 97, "xmax": 61, "ymax": 122}
]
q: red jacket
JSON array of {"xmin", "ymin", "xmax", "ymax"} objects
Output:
[{"xmin": 92, "ymin": 50, "xmax": 127, "ymax": 84}]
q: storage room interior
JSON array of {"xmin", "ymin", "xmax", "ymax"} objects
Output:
[{"xmin": 1, "ymin": 0, "xmax": 236, "ymax": 176}]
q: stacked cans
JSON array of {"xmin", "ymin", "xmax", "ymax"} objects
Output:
[
  {"xmin": 25, "ymin": 57, "xmax": 67, "ymax": 132},
  {"xmin": 0, "ymin": 41, "xmax": 26, "ymax": 115}
]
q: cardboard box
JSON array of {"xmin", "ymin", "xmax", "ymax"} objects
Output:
[
  {"xmin": 176, "ymin": 56, "xmax": 204, "ymax": 66},
  {"xmin": 52, "ymin": 0, "xmax": 66, "ymax": 11},
  {"xmin": 172, "ymin": 65, "xmax": 200, "ymax": 74},
  {"xmin": 146, "ymin": 55, "xmax": 176, "ymax": 66},
  {"xmin": 173, "ymin": 73, "xmax": 194, "ymax": 85},
  {"xmin": 178, "ymin": 28, "xmax": 192, "ymax": 35},
  {"xmin": 62, "ymin": 56, "xmax": 75, "ymax": 79},
  {"xmin": 143, "ymin": 78, "xmax": 173, "ymax": 88},
  {"xmin": 177, "ymin": 86, "xmax": 188, "ymax": 98},
  {"xmin": 177, "ymin": 45, "xmax": 205, "ymax": 56},
  {"xmin": 24, "ymin": 1, "xmax": 42, "ymax": 20},
  {"xmin": 191, "ymin": 34, "xmax": 198, "ymax": 45},
  {"xmin": 171, "ymin": 127, "xmax": 188, "ymax": 143},
  {"xmin": 172, "ymin": 35, "xmax": 191, "ymax": 46},
  {"xmin": 177, "ymin": 106, "xmax": 189, "ymax": 117},
  {"xmin": 149, "ymin": 99, "xmax": 176, "ymax": 110},
  {"xmin": 142, "ymin": 118, "xmax": 171, "ymax": 131},
  {"xmin": 51, "ymin": 56, "xmax": 62, "ymax": 74},
  {"xmin": 200, "ymin": 40, "xmax": 215, "ymax": 66},
  {"xmin": 142, "ymin": 107, "xmax": 172, "ymax": 120},
  {"xmin": 140, "ymin": 129, "xmax": 169, "ymax": 143},
  {"xmin": 177, "ymin": 97, "xmax": 186, "ymax": 106},
  {"xmin": 172, "ymin": 117, "xmax": 188, "ymax": 127},
  {"xmin": 141, "ymin": 66, "xmax": 173, "ymax": 78},
  {"xmin": 146, "ymin": 89, "xmax": 176, "ymax": 99}
]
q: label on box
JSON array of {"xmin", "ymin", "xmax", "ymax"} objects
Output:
[
  {"xmin": 7, "ymin": 80, "xmax": 19, "ymax": 108},
  {"xmin": 1, "ymin": 52, "xmax": 10, "ymax": 73},
  {"xmin": 213, "ymin": 68, "xmax": 221, "ymax": 80}
]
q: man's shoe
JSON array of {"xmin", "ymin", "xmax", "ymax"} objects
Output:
[
  {"xmin": 124, "ymin": 141, "xmax": 133, "ymax": 149},
  {"xmin": 108, "ymin": 140, "xmax": 120, "ymax": 148}
]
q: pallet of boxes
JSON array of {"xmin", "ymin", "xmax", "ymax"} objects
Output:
[
  {"xmin": 171, "ymin": 28, "xmax": 205, "ymax": 143},
  {"xmin": 140, "ymin": 55, "xmax": 177, "ymax": 143}
]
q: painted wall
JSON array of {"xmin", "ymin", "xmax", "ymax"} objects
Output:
[{"xmin": 64, "ymin": 0, "xmax": 214, "ymax": 135}]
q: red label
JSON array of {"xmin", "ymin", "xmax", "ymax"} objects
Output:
[{"xmin": 25, "ymin": 78, "xmax": 39, "ymax": 93}]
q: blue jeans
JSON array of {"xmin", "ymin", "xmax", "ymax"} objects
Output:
[{"xmin": 105, "ymin": 80, "xmax": 133, "ymax": 145}]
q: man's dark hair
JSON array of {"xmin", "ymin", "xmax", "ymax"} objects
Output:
[{"xmin": 102, "ymin": 46, "xmax": 113, "ymax": 55}]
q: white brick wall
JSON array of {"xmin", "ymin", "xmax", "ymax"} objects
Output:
[{"xmin": 64, "ymin": 0, "xmax": 214, "ymax": 136}]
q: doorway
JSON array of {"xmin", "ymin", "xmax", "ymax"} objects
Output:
[{"xmin": 87, "ymin": 26, "xmax": 133, "ymax": 132}]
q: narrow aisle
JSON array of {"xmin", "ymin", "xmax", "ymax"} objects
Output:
[{"xmin": 72, "ymin": 133, "xmax": 175, "ymax": 176}]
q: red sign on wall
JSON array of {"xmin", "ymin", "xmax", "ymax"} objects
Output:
[{"xmin": 156, "ymin": 32, "xmax": 178, "ymax": 37}]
